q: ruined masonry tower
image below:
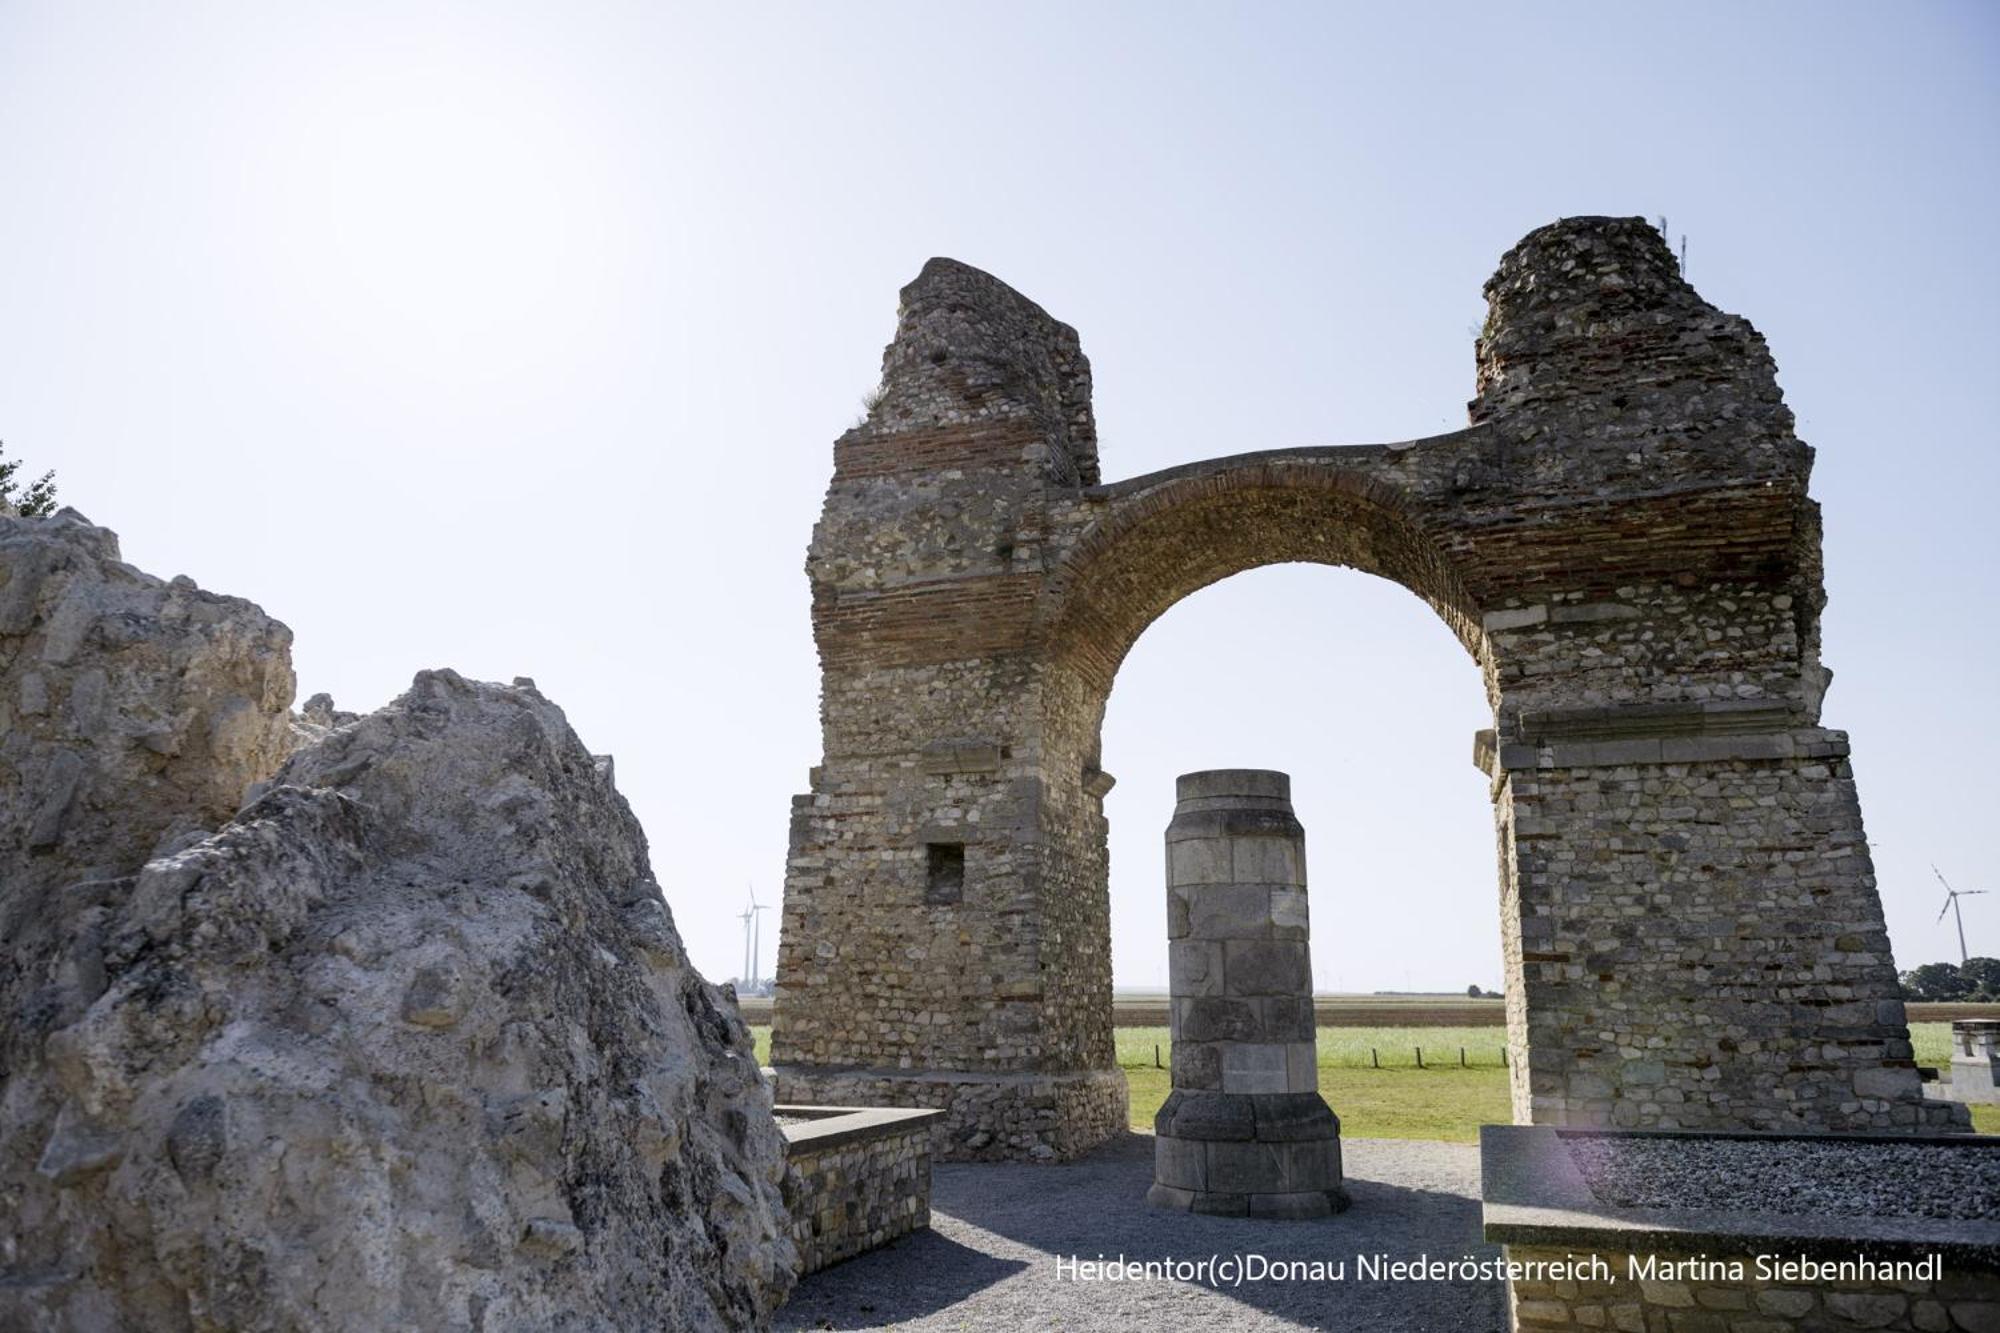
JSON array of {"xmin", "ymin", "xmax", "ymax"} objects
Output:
[
  {"xmin": 772, "ymin": 216, "xmax": 1967, "ymax": 1161},
  {"xmin": 1150, "ymin": 771, "xmax": 1346, "ymax": 1218}
]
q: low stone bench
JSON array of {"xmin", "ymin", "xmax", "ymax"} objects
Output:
[
  {"xmin": 1952, "ymin": 1020, "xmax": 2000, "ymax": 1106},
  {"xmin": 778, "ymin": 1105, "xmax": 944, "ymax": 1274},
  {"xmin": 1481, "ymin": 1125, "xmax": 2000, "ymax": 1331}
]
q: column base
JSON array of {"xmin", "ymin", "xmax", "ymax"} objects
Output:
[
  {"xmin": 1145, "ymin": 1181, "xmax": 1351, "ymax": 1219},
  {"xmin": 1151, "ymin": 1091, "xmax": 1349, "ymax": 1219}
]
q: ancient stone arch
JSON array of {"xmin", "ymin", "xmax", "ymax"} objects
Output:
[{"xmin": 772, "ymin": 217, "xmax": 1966, "ymax": 1160}]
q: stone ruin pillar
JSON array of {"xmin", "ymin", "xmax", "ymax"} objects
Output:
[
  {"xmin": 1952, "ymin": 1020, "xmax": 2000, "ymax": 1105},
  {"xmin": 1149, "ymin": 770, "xmax": 1348, "ymax": 1218}
]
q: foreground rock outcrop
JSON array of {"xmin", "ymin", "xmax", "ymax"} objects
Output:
[
  {"xmin": 0, "ymin": 509, "xmax": 295, "ymax": 898},
  {"xmin": 1, "ymin": 513, "xmax": 797, "ymax": 1330}
]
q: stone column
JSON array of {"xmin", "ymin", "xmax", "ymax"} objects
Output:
[{"xmin": 1149, "ymin": 769, "xmax": 1347, "ymax": 1218}]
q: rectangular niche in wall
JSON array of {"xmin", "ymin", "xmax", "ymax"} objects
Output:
[{"xmin": 926, "ymin": 842, "xmax": 965, "ymax": 904}]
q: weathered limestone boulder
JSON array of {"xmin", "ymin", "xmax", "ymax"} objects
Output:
[
  {"xmin": 1, "ymin": 661, "xmax": 798, "ymax": 1328},
  {"xmin": 0, "ymin": 509, "xmax": 296, "ymax": 896}
]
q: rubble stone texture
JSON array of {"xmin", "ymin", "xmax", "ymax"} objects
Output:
[
  {"xmin": 1504, "ymin": 1244, "xmax": 2000, "ymax": 1333},
  {"xmin": 1149, "ymin": 770, "xmax": 1346, "ymax": 1219},
  {"xmin": 780, "ymin": 1108, "xmax": 940, "ymax": 1274},
  {"xmin": 772, "ymin": 217, "xmax": 1965, "ymax": 1160},
  {"xmin": 0, "ymin": 509, "xmax": 295, "ymax": 898},
  {"xmin": 1, "ymin": 546, "xmax": 798, "ymax": 1331}
]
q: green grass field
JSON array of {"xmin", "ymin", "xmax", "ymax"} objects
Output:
[{"xmin": 750, "ymin": 1023, "xmax": 1999, "ymax": 1141}]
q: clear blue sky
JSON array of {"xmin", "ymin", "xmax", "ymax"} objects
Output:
[{"xmin": 4, "ymin": 2, "xmax": 1995, "ymax": 991}]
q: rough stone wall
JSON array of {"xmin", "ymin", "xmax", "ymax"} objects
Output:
[
  {"xmin": 1498, "ymin": 734, "xmax": 1957, "ymax": 1131},
  {"xmin": 775, "ymin": 216, "xmax": 1958, "ymax": 1159},
  {"xmin": 1505, "ymin": 1245, "xmax": 2000, "ymax": 1333},
  {"xmin": 772, "ymin": 258, "xmax": 1123, "ymax": 1155},
  {"xmin": 783, "ymin": 1118, "xmax": 935, "ymax": 1274},
  {"xmin": 774, "ymin": 1065, "xmax": 1126, "ymax": 1162},
  {"xmin": 0, "ymin": 509, "xmax": 295, "ymax": 897}
]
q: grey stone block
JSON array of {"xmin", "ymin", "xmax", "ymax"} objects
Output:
[
  {"xmin": 1175, "ymin": 769, "xmax": 1291, "ymax": 804},
  {"xmin": 1167, "ymin": 807, "xmax": 1305, "ymax": 842},
  {"xmin": 1248, "ymin": 1188, "xmax": 1349, "ymax": 1219},
  {"xmin": 1853, "ymin": 1067, "xmax": 1920, "ymax": 1100},
  {"xmin": 1252, "ymin": 1093, "xmax": 1340, "ymax": 1142},
  {"xmin": 1232, "ymin": 836, "xmax": 1301, "ymax": 886},
  {"xmin": 1171, "ymin": 1040, "xmax": 1222, "ymax": 1090},
  {"xmin": 1276, "ymin": 1136, "xmax": 1343, "ymax": 1191},
  {"xmin": 1221, "ymin": 939, "xmax": 1311, "ymax": 996},
  {"xmin": 1186, "ymin": 884, "xmax": 1274, "ymax": 941},
  {"xmin": 1169, "ymin": 939, "xmax": 1225, "ymax": 997},
  {"xmin": 1205, "ymin": 1140, "xmax": 1287, "ymax": 1194},
  {"xmin": 1482, "ymin": 605, "xmax": 1548, "ymax": 632},
  {"xmin": 1176, "ymin": 996, "xmax": 1260, "ymax": 1043},
  {"xmin": 1168, "ymin": 837, "xmax": 1233, "ymax": 885},
  {"xmin": 1259, "ymin": 996, "xmax": 1316, "ymax": 1043},
  {"xmin": 1187, "ymin": 1190, "xmax": 1248, "ymax": 1217},
  {"xmin": 1550, "ymin": 601, "xmax": 1641, "ymax": 624},
  {"xmin": 1269, "ymin": 887, "xmax": 1310, "ymax": 938},
  {"xmin": 1623, "ymin": 1060, "xmax": 1666, "ymax": 1086},
  {"xmin": 1163, "ymin": 1092, "xmax": 1256, "ymax": 1141},
  {"xmin": 1152, "ymin": 1133, "xmax": 1209, "ymax": 1189},
  {"xmin": 1221, "ymin": 1043, "xmax": 1291, "ymax": 1095},
  {"xmin": 1286, "ymin": 1040, "xmax": 1319, "ymax": 1093}
]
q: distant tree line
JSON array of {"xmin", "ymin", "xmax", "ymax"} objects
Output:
[
  {"xmin": 0, "ymin": 441, "xmax": 58, "ymax": 515},
  {"xmin": 1901, "ymin": 957, "xmax": 2000, "ymax": 1001}
]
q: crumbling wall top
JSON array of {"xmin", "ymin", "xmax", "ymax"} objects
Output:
[
  {"xmin": 861, "ymin": 257, "xmax": 1099, "ymax": 486},
  {"xmin": 1471, "ymin": 216, "xmax": 1795, "ymax": 453}
]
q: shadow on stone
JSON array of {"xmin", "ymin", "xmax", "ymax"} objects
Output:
[
  {"xmin": 775, "ymin": 1229, "xmax": 1030, "ymax": 1329},
  {"xmin": 778, "ymin": 1132, "xmax": 1507, "ymax": 1331}
]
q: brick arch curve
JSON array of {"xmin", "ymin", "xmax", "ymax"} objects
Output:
[{"xmin": 1038, "ymin": 450, "xmax": 1493, "ymax": 708}]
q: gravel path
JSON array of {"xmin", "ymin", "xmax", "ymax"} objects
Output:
[
  {"xmin": 1566, "ymin": 1132, "xmax": 2000, "ymax": 1221},
  {"xmin": 777, "ymin": 1134, "xmax": 1506, "ymax": 1332}
]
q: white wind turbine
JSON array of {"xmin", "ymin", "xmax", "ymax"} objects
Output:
[
  {"xmin": 1934, "ymin": 865, "xmax": 1988, "ymax": 966},
  {"xmin": 746, "ymin": 883, "xmax": 774, "ymax": 991}
]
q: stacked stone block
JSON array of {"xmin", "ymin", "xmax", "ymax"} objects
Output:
[
  {"xmin": 1505, "ymin": 1244, "xmax": 2000, "ymax": 1333},
  {"xmin": 1149, "ymin": 770, "xmax": 1347, "ymax": 1219},
  {"xmin": 1952, "ymin": 1020, "xmax": 2000, "ymax": 1106}
]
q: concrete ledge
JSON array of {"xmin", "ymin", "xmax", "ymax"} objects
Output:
[
  {"xmin": 770, "ymin": 1064, "xmax": 1128, "ymax": 1162},
  {"xmin": 1475, "ymin": 726, "xmax": 1852, "ymax": 776},
  {"xmin": 771, "ymin": 1063, "xmax": 1119, "ymax": 1088},
  {"xmin": 920, "ymin": 739, "xmax": 1002, "ymax": 774},
  {"xmin": 777, "ymin": 1104, "xmax": 944, "ymax": 1153},
  {"xmin": 1516, "ymin": 699, "xmax": 1805, "ymax": 741}
]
